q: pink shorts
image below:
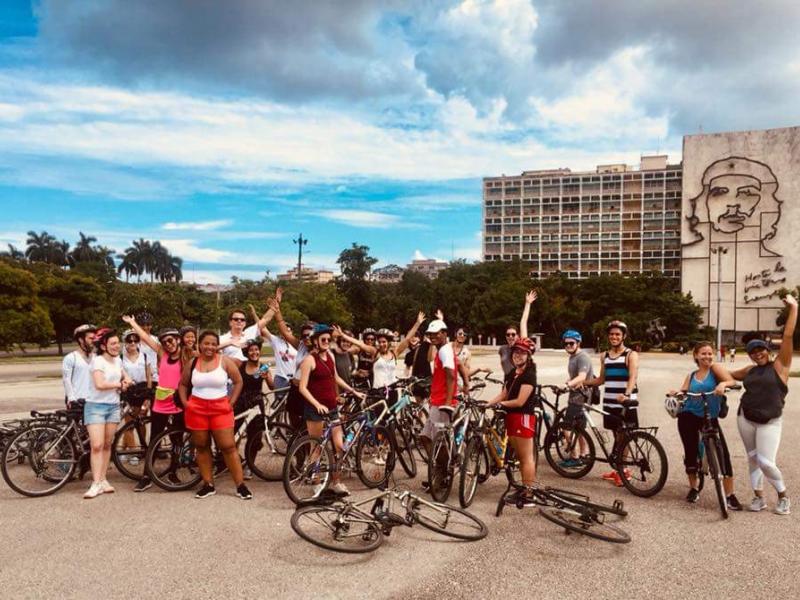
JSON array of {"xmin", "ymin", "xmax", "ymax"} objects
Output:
[
  {"xmin": 185, "ymin": 396, "xmax": 234, "ymax": 431},
  {"xmin": 506, "ymin": 413, "xmax": 535, "ymax": 439}
]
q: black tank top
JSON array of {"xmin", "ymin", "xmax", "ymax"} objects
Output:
[{"xmin": 740, "ymin": 364, "xmax": 787, "ymax": 423}]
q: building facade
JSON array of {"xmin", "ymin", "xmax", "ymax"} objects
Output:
[
  {"xmin": 681, "ymin": 126, "xmax": 800, "ymax": 336},
  {"xmin": 370, "ymin": 264, "xmax": 405, "ymax": 283},
  {"xmin": 276, "ymin": 267, "xmax": 335, "ymax": 284},
  {"xmin": 406, "ymin": 258, "xmax": 449, "ymax": 279},
  {"xmin": 482, "ymin": 155, "xmax": 682, "ymax": 278}
]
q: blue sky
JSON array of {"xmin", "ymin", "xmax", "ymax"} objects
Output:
[{"xmin": 1, "ymin": 1, "xmax": 799, "ymax": 283}]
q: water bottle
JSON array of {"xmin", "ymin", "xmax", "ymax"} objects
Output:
[
  {"xmin": 344, "ymin": 429, "xmax": 355, "ymax": 449},
  {"xmin": 454, "ymin": 430, "xmax": 463, "ymax": 447},
  {"xmin": 543, "ymin": 410, "xmax": 552, "ymax": 427},
  {"xmin": 494, "ymin": 438, "xmax": 504, "ymax": 458},
  {"xmin": 253, "ymin": 364, "xmax": 269, "ymax": 379}
]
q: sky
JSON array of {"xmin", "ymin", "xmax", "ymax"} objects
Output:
[{"xmin": 1, "ymin": 1, "xmax": 799, "ymax": 284}]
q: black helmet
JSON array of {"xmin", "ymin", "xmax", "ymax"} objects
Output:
[
  {"xmin": 157, "ymin": 328, "xmax": 180, "ymax": 341},
  {"xmin": 136, "ymin": 311, "xmax": 154, "ymax": 325},
  {"xmin": 606, "ymin": 320, "xmax": 628, "ymax": 336},
  {"xmin": 179, "ymin": 325, "xmax": 196, "ymax": 336}
]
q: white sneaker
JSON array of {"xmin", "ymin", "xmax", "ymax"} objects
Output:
[
  {"xmin": 774, "ymin": 496, "xmax": 791, "ymax": 515},
  {"xmin": 128, "ymin": 456, "xmax": 140, "ymax": 467},
  {"xmin": 331, "ymin": 482, "xmax": 350, "ymax": 496},
  {"xmin": 749, "ymin": 496, "xmax": 767, "ymax": 512},
  {"xmin": 243, "ymin": 466, "xmax": 253, "ymax": 481},
  {"xmin": 100, "ymin": 480, "xmax": 115, "ymax": 494},
  {"xmin": 83, "ymin": 482, "xmax": 103, "ymax": 499},
  {"xmin": 312, "ymin": 482, "xmax": 327, "ymax": 497},
  {"xmin": 373, "ymin": 456, "xmax": 386, "ymax": 466}
]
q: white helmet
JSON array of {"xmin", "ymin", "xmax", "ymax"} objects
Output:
[{"xmin": 664, "ymin": 396, "xmax": 682, "ymax": 418}]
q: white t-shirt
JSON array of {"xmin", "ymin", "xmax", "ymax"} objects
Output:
[
  {"xmin": 220, "ymin": 324, "xmax": 259, "ymax": 362},
  {"xmin": 122, "ymin": 351, "xmax": 148, "ymax": 384},
  {"xmin": 438, "ymin": 343, "xmax": 456, "ymax": 370},
  {"xmin": 373, "ymin": 353, "xmax": 398, "ymax": 389},
  {"xmin": 455, "ymin": 344, "xmax": 471, "ymax": 366},
  {"xmin": 268, "ymin": 333, "xmax": 297, "ymax": 380},
  {"xmin": 293, "ymin": 343, "xmax": 311, "ymax": 379},
  {"xmin": 89, "ymin": 355, "xmax": 123, "ymax": 404},
  {"xmin": 62, "ymin": 350, "xmax": 93, "ymax": 402},
  {"xmin": 140, "ymin": 342, "xmax": 159, "ymax": 382}
]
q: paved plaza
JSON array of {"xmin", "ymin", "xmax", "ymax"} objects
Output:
[{"xmin": 1, "ymin": 352, "xmax": 797, "ymax": 599}]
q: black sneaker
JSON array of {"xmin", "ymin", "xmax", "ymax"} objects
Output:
[
  {"xmin": 727, "ymin": 494, "xmax": 743, "ymax": 511},
  {"xmin": 134, "ymin": 477, "xmax": 152, "ymax": 492},
  {"xmin": 236, "ymin": 484, "xmax": 253, "ymax": 500},
  {"xmin": 195, "ymin": 483, "xmax": 216, "ymax": 499},
  {"xmin": 167, "ymin": 472, "xmax": 182, "ymax": 485},
  {"xmin": 421, "ymin": 481, "xmax": 431, "ymax": 493},
  {"xmin": 686, "ymin": 488, "xmax": 700, "ymax": 503}
]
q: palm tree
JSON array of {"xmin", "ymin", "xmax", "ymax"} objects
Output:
[
  {"xmin": 94, "ymin": 245, "xmax": 116, "ymax": 269},
  {"xmin": 70, "ymin": 232, "xmax": 98, "ymax": 263},
  {"xmin": 1, "ymin": 244, "xmax": 24, "ymax": 260},
  {"xmin": 25, "ymin": 230, "xmax": 58, "ymax": 263},
  {"xmin": 117, "ymin": 252, "xmax": 139, "ymax": 282}
]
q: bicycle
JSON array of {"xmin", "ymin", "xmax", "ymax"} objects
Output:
[
  {"xmin": 496, "ymin": 481, "xmax": 630, "ymax": 544},
  {"xmin": 544, "ymin": 387, "xmax": 668, "ymax": 497},
  {"xmin": 282, "ymin": 400, "xmax": 396, "ymax": 504},
  {"xmin": 1, "ymin": 401, "xmax": 91, "ymax": 497},
  {"xmin": 665, "ymin": 385, "xmax": 741, "ymax": 519},
  {"xmin": 111, "ymin": 386, "xmax": 154, "ymax": 481},
  {"xmin": 290, "ymin": 486, "xmax": 487, "ymax": 553}
]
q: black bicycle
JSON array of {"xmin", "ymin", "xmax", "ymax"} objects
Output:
[
  {"xmin": 665, "ymin": 385, "xmax": 741, "ymax": 519},
  {"xmin": 544, "ymin": 388, "xmax": 668, "ymax": 497}
]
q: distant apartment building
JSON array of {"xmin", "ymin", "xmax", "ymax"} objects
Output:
[
  {"xmin": 276, "ymin": 267, "xmax": 335, "ymax": 283},
  {"xmin": 370, "ymin": 264, "xmax": 405, "ymax": 283},
  {"xmin": 406, "ymin": 258, "xmax": 449, "ymax": 279},
  {"xmin": 482, "ymin": 155, "xmax": 682, "ymax": 278}
]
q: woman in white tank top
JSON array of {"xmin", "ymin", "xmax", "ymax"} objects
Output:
[
  {"xmin": 372, "ymin": 313, "xmax": 426, "ymax": 391},
  {"xmin": 178, "ymin": 330, "xmax": 251, "ymax": 500}
]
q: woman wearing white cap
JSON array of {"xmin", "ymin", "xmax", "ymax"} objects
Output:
[{"xmin": 729, "ymin": 294, "xmax": 797, "ymax": 515}]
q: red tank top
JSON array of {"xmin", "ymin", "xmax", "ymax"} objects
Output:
[{"xmin": 307, "ymin": 352, "xmax": 338, "ymax": 409}]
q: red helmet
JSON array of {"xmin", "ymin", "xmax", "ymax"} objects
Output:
[{"xmin": 511, "ymin": 338, "xmax": 535, "ymax": 355}]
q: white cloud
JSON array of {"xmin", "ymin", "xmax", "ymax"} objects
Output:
[
  {"xmin": 310, "ymin": 209, "xmax": 402, "ymax": 229},
  {"xmin": 158, "ymin": 239, "xmax": 234, "ymax": 263},
  {"xmin": 412, "ymin": 249, "xmax": 426, "ymax": 261},
  {"xmin": 162, "ymin": 219, "xmax": 232, "ymax": 231}
]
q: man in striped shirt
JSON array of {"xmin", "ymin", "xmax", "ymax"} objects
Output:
[{"xmin": 585, "ymin": 320, "xmax": 639, "ymax": 486}]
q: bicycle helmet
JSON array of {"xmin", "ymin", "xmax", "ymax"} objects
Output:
[
  {"xmin": 376, "ymin": 328, "xmax": 394, "ymax": 341},
  {"xmin": 73, "ymin": 324, "xmax": 97, "ymax": 340},
  {"xmin": 93, "ymin": 327, "xmax": 117, "ymax": 350},
  {"xmin": 561, "ymin": 329, "xmax": 582, "ymax": 343},
  {"xmin": 311, "ymin": 323, "xmax": 333, "ymax": 338},
  {"xmin": 122, "ymin": 329, "xmax": 139, "ymax": 342},
  {"xmin": 362, "ymin": 327, "xmax": 377, "ymax": 337},
  {"xmin": 511, "ymin": 338, "xmax": 535, "ymax": 355},
  {"xmin": 606, "ymin": 320, "xmax": 628, "ymax": 336},
  {"xmin": 664, "ymin": 395, "xmax": 682, "ymax": 418},
  {"xmin": 179, "ymin": 325, "xmax": 196, "ymax": 336},
  {"xmin": 135, "ymin": 311, "xmax": 154, "ymax": 325},
  {"xmin": 157, "ymin": 327, "xmax": 180, "ymax": 341}
]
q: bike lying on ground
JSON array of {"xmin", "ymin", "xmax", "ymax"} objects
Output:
[
  {"xmin": 664, "ymin": 385, "xmax": 741, "ymax": 519},
  {"xmin": 544, "ymin": 387, "xmax": 668, "ymax": 497},
  {"xmin": 290, "ymin": 486, "xmax": 488, "ymax": 553},
  {"xmin": 496, "ymin": 481, "xmax": 631, "ymax": 544}
]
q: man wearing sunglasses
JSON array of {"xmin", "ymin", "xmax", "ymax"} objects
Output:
[
  {"xmin": 559, "ymin": 329, "xmax": 594, "ymax": 468},
  {"xmin": 219, "ymin": 309, "xmax": 261, "ymax": 364}
]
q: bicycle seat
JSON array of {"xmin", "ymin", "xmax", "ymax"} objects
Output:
[
  {"xmin": 437, "ymin": 405, "xmax": 457, "ymax": 417},
  {"xmin": 621, "ymin": 399, "xmax": 639, "ymax": 408}
]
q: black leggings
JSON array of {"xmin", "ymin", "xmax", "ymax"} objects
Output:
[
  {"xmin": 150, "ymin": 411, "xmax": 185, "ymax": 451},
  {"xmin": 677, "ymin": 412, "xmax": 733, "ymax": 477}
]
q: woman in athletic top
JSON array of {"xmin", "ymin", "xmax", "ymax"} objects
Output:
[
  {"xmin": 299, "ymin": 324, "xmax": 363, "ymax": 496},
  {"xmin": 179, "ymin": 330, "xmax": 249, "ymax": 500},
  {"xmin": 83, "ymin": 329, "xmax": 132, "ymax": 499},
  {"xmin": 120, "ymin": 329, "xmax": 152, "ymax": 466},
  {"xmin": 487, "ymin": 338, "xmax": 538, "ymax": 498},
  {"xmin": 122, "ymin": 316, "xmax": 186, "ymax": 493},
  {"xmin": 354, "ymin": 328, "xmax": 378, "ymax": 386},
  {"xmin": 331, "ymin": 326, "xmax": 374, "ymax": 386},
  {"xmin": 669, "ymin": 341, "xmax": 742, "ymax": 510},
  {"xmin": 729, "ymin": 294, "xmax": 797, "ymax": 515},
  {"xmin": 372, "ymin": 313, "xmax": 425, "ymax": 395}
]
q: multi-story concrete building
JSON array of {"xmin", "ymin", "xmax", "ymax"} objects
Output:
[
  {"xmin": 406, "ymin": 258, "xmax": 449, "ymax": 279},
  {"xmin": 370, "ymin": 264, "xmax": 405, "ymax": 283},
  {"xmin": 482, "ymin": 155, "xmax": 682, "ymax": 278},
  {"xmin": 276, "ymin": 267, "xmax": 335, "ymax": 284}
]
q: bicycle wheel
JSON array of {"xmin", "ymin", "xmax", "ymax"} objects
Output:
[
  {"xmin": 545, "ymin": 487, "xmax": 628, "ymax": 517},
  {"xmin": 617, "ymin": 430, "xmax": 668, "ymax": 498},
  {"xmin": 412, "ymin": 498, "xmax": 488, "ymax": 541},
  {"xmin": 145, "ymin": 428, "xmax": 202, "ymax": 492},
  {"xmin": 706, "ymin": 436, "xmax": 728, "ymax": 519},
  {"xmin": 290, "ymin": 505, "xmax": 384, "ymax": 553},
  {"xmin": 544, "ymin": 424, "xmax": 595, "ymax": 479},
  {"xmin": 392, "ymin": 424, "xmax": 417, "ymax": 478},
  {"xmin": 503, "ymin": 445, "xmax": 522, "ymax": 486},
  {"xmin": 458, "ymin": 436, "xmax": 484, "ymax": 508},
  {"xmin": 1, "ymin": 425, "xmax": 77, "ymax": 497},
  {"xmin": 411, "ymin": 413, "xmax": 429, "ymax": 462},
  {"xmin": 355, "ymin": 425, "xmax": 395, "ymax": 488},
  {"xmin": 428, "ymin": 431, "xmax": 453, "ymax": 502},
  {"xmin": 246, "ymin": 423, "xmax": 292, "ymax": 481},
  {"xmin": 112, "ymin": 417, "xmax": 151, "ymax": 481},
  {"xmin": 283, "ymin": 435, "xmax": 334, "ymax": 504},
  {"xmin": 539, "ymin": 506, "xmax": 630, "ymax": 544}
]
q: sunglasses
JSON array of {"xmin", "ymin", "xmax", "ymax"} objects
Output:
[
  {"xmin": 365, "ymin": 337, "xmax": 375, "ymax": 341},
  {"xmin": 456, "ymin": 331, "xmax": 466, "ymax": 336},
  {"xmin": 506, "ymin": 333, "xmax": 517, "ymax": 337},
  {"xmin": 318, "ymin": 336, "xmax": 331, "ymax": 343},
  {"xmin": 231, "ymin": 317, "xmax": 246, "ymax": 322},
  {"xmin": 563, "ymin": 341, "xmax": 576, "ymax": 347}
]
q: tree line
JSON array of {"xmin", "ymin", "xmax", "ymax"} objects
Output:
[{"xmin": 1, "ymin": 238, "xmax": 758, "ymax": 355}]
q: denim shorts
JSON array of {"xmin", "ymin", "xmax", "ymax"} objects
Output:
[
  {"xmin": 304, "ymin": 404, "xmax": 338, "ymax": 423},
  {"xmin": 83, "ymin": 402, "xmax": 121, "ymax": 425}
]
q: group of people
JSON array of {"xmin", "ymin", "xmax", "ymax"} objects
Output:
[{"xmin": 61, "ymin": 287, "xmax": 796, "ymax": 516}]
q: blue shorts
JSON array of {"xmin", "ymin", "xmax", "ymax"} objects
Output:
[
  {"xmin": 304, "ymin": 404, "xmax": 338, "ymax": 423},
  {"xmin": 84, "ymin": 402, "xmax": 121, "ymax": 425}
]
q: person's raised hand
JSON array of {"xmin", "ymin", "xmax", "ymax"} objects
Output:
[
  {"xmin": 331, "ymin": 325, "xmax": 343, "ymax": 339},
  {"xmin": 416, "ymin": 311, "xmax": 426, "ymax": 324},
  {"xmin": 435, "ymin": 309, "xmax": 444, "ymax": 321},
  {"xmin": 783, "ymin": 294, "xmax": 798, "ymax": 308},
  {"xmin": 275, "ymin": 287, "xmax": 284, "ymax": 303},
  {"xmin": 267, "ymin": 297, "xmax": 280, "ymax": 312},
  {"xmin": 121, "ymin": 314, "xmax": 135, "ymax": 325},
  {"xmin": 525, "ymin": 289, "xmax": 538, "ymax": 304}
]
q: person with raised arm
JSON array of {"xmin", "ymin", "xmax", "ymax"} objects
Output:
[
  {"xmin": 331, "ymin": 325, "xmax": 375, "ymax": 386},
  {"xmin": 499, "ymin": 290, "xmax": 537, "ymax": 376},
  {"xmin": 729, "ymin": 294, "xmax": 797, "ymax": 515}
]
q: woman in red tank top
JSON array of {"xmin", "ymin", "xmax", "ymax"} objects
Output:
[{"xmin": 298, "ymin": 324, "xmax": 363, "ymax": 495}]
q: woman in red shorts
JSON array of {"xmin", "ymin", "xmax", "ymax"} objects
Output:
[
  {"xmin": 488, "ymin": 338, "xmax": 537, "ymax": 494},
  {"xmin": 178, "ymin": 330, "xmax": 250, "ymax": 500}
]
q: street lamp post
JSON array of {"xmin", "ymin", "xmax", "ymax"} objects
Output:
[
  {"xmin": 711, "ymin": 245, "xmax": 729, "ymax": 360},
  {"xmin": 293, "ymin": 234, "xmax": 308, "ymax": 280}
]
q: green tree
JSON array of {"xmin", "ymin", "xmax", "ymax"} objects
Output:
[
  {"xmin": 0, "ymin": 261, "xmax": 54, "ymax": 350},
  {"xmin": 25, "ymin": 230, "xmax": 70, "ymax": 266},
  {"xmin": 336, "ymin": 243, "xmax": 377, "ymax": 330},
  {"xmin": 38, "ymin": 270, "xmax": 105, "ymax": 355}
]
